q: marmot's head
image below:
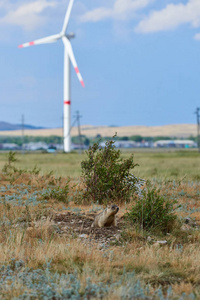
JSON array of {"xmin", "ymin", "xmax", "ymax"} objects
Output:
[{"xmin": 107, "ymin": 204, "xmax": 119, "ymax": 216}]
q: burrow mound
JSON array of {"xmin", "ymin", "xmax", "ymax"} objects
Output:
[{"xmin": 53, "ymin": 211, "xmax": 124, "ymax": 245}]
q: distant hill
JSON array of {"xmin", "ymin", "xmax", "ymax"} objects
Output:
[
  {"xmin": 0, "ymin": 121, "xmax": 45, "ymax": 131},
  {"xmin": 0, "ymin": 124, "xmax": 197, "ymax": 138}
]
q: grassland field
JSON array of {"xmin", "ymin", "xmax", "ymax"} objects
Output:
[
  {"xmin": 0, "ymin": 149, "xmax": 199, "ymax": 180},
  {"xmin": 0, "ymin": 149, "xmax": 200, "ymax": 299}
]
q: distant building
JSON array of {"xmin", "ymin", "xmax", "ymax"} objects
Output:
[
  {"xmin": 53, "ymin": 144, "xmax": 64, "ymax": 151},
  {"xmin": 154, "ymin": 140, "xmax": 197, "ymax": 148},
  {"xmin": 23, "ymin": 142, "xmax": 48, "ymax": 151},
  {"xmin": 114, "ymin": 141, "xmax": 138, "ymax": 148},
  {"xmin": 99, "ymin": 140, "xmax": 153, "ymax": 149},
  {"xmin": 71, "ymin": 143, "xmax": 88, "ymax": 150},
  {"xmin": 0, "ymin": 143, "xmax": 20, "ymax": 150}
]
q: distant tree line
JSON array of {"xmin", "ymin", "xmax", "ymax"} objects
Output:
[
  {"xmin": 0, "ymin": 136, "xmax": 63, "ymax": 146},
  {"xmin": 82, "ymin": 135, "xmax": 197, "ymax": 145},
  {"xmin": 0, "ymin": 134, "xmax": 197, "ymax": 147}
]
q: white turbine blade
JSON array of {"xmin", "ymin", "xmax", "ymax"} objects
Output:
[
  {"xmin": 62, "ymin": 37, "xmax": 85, "ymax": 87},
  {"xmin": 62, "ymin": 0, "xmax": 74, "ymax": 34},
  {"xmin": 18, "ymin": 33, "xmax": 61, "ymax": 48}
]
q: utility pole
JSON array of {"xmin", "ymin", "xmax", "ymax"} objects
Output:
[
  {"xmin": 195, "ymin": 107, "xmax": 200, "ymax": 153},
  {"xmin": 62, "ymin": 111, "xmax": 83, "ymax": 153},
  {"xmin": 21, "ymin": 114, "xmax": 25, "ymax": 155},
  {"xmin": 74, "ymin": 111, "xmax": 83, "ymax": 153},
  {"xmin": 61, "ymin": 113, "xmax": 64, "ymax": 152}
]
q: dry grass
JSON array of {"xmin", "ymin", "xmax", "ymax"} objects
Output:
[
  {"xmin": 0, "ymin": 152, "xmax": 200, "ymax": 299},
  {"xmin": 0, "ymin": 123, "xmax": 196, "ymax": 137},
  {"xmin": 1, "ymin": 214, "xmax": 200, "ymax": 297}
]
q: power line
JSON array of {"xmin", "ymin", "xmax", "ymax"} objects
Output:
[
  {"xmin": 74, "ymin": 111, "xmax": 83, "ymax": 153},
  {"xmin": 194, "ymin": 107, "xmax": 200, "ymax": 153},
  {"xmin": 21, "ymin": 114, "xmax": 25, "ymax": 155}
]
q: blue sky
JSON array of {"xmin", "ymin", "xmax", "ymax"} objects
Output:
[{"xmin": 0, "ymin": 0, "xmax": 200, "ymax": 128}]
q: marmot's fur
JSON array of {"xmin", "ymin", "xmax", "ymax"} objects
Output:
[{"xmin": 91, "ymin": 204, "xmax": 119, "ymax": 228}]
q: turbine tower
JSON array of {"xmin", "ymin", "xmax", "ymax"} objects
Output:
[{"xmin": 18, "ymin": 0, "xmax": 84, "ymax": 153}]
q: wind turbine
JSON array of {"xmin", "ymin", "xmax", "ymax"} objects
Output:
[{"xmin": 18, "ymin": 0, "xmax": 85, "ymax": 153}]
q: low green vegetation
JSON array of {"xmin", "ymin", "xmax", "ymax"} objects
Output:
[
  {"xmin": 0, "ymin": 148, "xmax": 199, "ymax": 180},
  {"xmin": 126, "ymin": 184, "xmax": 179, "ymax": 234},
  {"xmin": 41, "ymin": 181, "xmax": 70, "ymax": 203}
]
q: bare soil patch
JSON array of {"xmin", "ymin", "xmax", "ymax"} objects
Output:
[{"xmin": 53, "ymin": 211, "xmax": 123, "ymax": 245}]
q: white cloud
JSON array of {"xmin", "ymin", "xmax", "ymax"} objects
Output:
[
  {"xmin": 194, "ymin": 32, "xmax": 200, "ymax": 40},
  {"xmin": 0, "ymin": 1, "xmax": 9, "ymax": 9},
  {"xmin": 80, "ymin": 0, "xmax": 154, "ymax": 23},
  {"xmin": 135, "ymin": 0, "xmax": 200, "ymax": 34},
  {"xmin": 0, "ymin": 0, "xmax": 56, "ymax": 31},
  {"xmin": 81, "ymin": 7, "xmax": 112, "ymax": 23}
]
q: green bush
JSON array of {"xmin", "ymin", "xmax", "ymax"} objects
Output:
[
  {"xmin": 81, "ymin": 136, "xmax": 138, "ymax": 204},
  {"xmin": 126, "ymin": 185, "xmax": 178, "ymax": 234}
]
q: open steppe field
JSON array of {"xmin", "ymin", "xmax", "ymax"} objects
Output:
[
  {"xmin": 0, "ymin": 149, "xmax": 199, "ymax": 180},
  {"xmin": 0, "ymin": 149, "xmax": 200, "ymax": 299}
]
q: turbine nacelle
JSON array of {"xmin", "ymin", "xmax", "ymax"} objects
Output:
[{"xmin": 66, "ymin": 32, "xmax": 75, "ymax": 39}]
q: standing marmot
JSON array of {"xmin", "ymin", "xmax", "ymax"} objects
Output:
[{"xmin": 91, "ymin": 204, "xmax": 119, "ymax": 228}]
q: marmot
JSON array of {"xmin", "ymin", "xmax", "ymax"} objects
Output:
[{"xmin": 91, "ymin": 204, "xmax": 119, "ymax": 228}]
